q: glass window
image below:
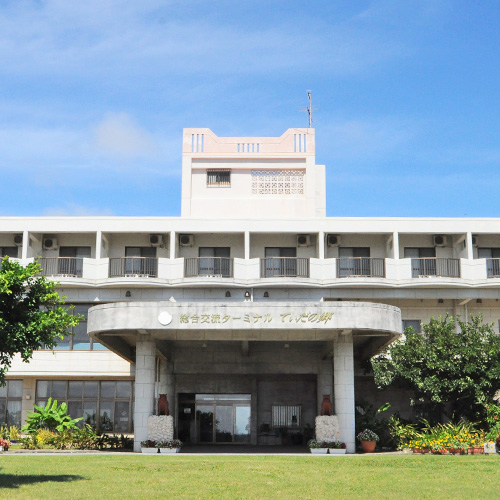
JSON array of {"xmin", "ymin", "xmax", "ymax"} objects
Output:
[
  {"xmin": 51, "ymin": 381, "xmax": 67, "ymax": 399},
  {"xmin": 100, "ymin": 402, "xmax": 114, "ymax": 431},
  {"xmin": 84, "ymin": 382, "xmax": 98, "ymax": 399},
  {"xmin": 0, "ymin": 380, "xmax": 23, "ymax": 427},
  {"xmin": 36, "ymin": 381, "xmax": 50, "ymax": 399},
  {"xmin": 68, "ymin": 381, "xmax": 83, "ymax": 399},
  {"xmin": 101, "ymin": 382, "xmax": 115, "ymax": 399},
  {"xmin": 207, "ymin": 169, "xmax": 231, "ymax": 187},
  {"xmin": 0, "ymin": 247, "xmax": 18, "ymax": 258},
  {"xmin": 403, "ymin": 320, "xmax": 422, "ymax": 333},
  {"xmin": 116, "ymin": 382, "xmax": 131, "ymax": 399}
]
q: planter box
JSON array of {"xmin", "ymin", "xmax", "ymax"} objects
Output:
[
  {"xmin": 467, "ymin": 447, "xmax": 484, "ymax": 455},
  {"xmin": 328, "ymin": 449, "xmax": 347, "ymax": 455},
  {"xmin": 141, "ymin": 447, "xmax": 159, "ymax": 454},
  {"xmin": 484, "ymin": 442, "xmax": 497, "ymax": 454},
  {"xmin": 159, "ymin": 448, "xmax": 180, "ymax": 454},
  {"xmin": 310, "ymin": 448, "xmax": 328, "ymax": 454}
]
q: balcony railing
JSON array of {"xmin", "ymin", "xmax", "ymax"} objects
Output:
[
  {"xmin": 411, "ymin": 258, "xmax": 460, "ymax": 278},
  {"xmin": 486, "ymin": 258, "xmax": 500, "ymax": 278},
  {"xmin": 109, "ymin": 257, "xmax": 158, "ymax": 278},
  {"xmin": 337, "ymin": 257, "xmax": 385, "ymax": 278},
  {"xmin": 38, "ymin": 258, "xmax": 84, "ymax": 277},
  {"xmin": 184, "ymin": 257, "xmax": 234, "ymax": 278},
  {"xmin": 260, "ymin": 257, "xmax": 310, "ymax": 278}
]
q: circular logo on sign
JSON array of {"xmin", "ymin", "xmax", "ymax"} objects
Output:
[{"xmin": 158, "ymin": 311, "xmax": 173, "ymax": 326}]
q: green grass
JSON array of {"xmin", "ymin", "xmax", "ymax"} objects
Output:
[{"xmin": 0, "ymin": 454, "xmax": 499, "ymax": 499}]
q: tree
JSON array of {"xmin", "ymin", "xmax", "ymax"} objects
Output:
[
  {"xmin": 0, "ymin": 257, "xmax": 80, "ymax": 385},
  {"xmin": 371, "ymin": 314, "xmax": 500, "ymax": 421}
]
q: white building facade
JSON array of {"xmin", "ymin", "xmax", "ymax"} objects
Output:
[{"xmin": 2, "ymin": 127, "xmax": 500, "ymax": 452}]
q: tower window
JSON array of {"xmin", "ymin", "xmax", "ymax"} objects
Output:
[{"xmin": 207, "ymin": 169, "xmax": 231, "ymax": 187}]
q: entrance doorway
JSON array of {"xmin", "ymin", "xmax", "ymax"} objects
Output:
[{"xmin": 178, "ymin": 394, "xmax": 251, "ymax": 444}]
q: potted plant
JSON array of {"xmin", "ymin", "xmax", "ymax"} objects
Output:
[
  {"xmin": 308, "ymin": 439, "xmax": 328, "ymax": 454},
  {"xmin": 0, "ymin": 438, "xmax": 11, "ymax": 452},
  {"xmin": 328, "ymin": 441, "xmax": 347, "ymax": 455},
  {"xmin": 357, "ymin": 429, "xmax": 379, "ymax": 453},
  {"xmin": 140, "ymin": 439, "xmax": 158, "ymax": 454},
  {"xmin": 158, "ymin": 439, "xmax": 182, "ymax": 454}
]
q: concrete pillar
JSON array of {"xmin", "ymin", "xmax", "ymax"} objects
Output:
[
  {"xmin": 170, "ymin": 232, "xmax": 176, "ymax": 260},
  {"xmin": 466, "ymin": 232, "xmax": 474, "ymax": 260},
  {"xmin": 158, "ymin": 359, "xmax": 175, "ymax": 420},
  {"xmin": 21, "ymin": 377, "xmax": 36, "ymax": 426},
  {"xmin": 95, "ymin": 231, "xmax": 102, "ymax": 260},
  {"xmin": 133, "ymin": 338, "xmax": 156, "ymax": 452},
  {"xmin": 318, "ymin": 231, "xmax": 325, "ymax": 260},
  {"xmin": 392, "ymin": 232, "xmax": 399, "ymax": 259},
  {"xmin": 21, "ymin": 230, "xmax": 29, "ymax": 260},
  {"xmin": 334, "ymin": 333, "xmax": 356, "ymax": 453},
  {"xmin": 244, "ymin": 231, "xmax": 250, "ymax": 260}
]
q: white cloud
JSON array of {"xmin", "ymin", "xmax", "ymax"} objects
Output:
[
  {"xmin": 42, "ymin": 203, "xmax": 115, "ymax": 216},
  {"xmin": 94, "ymin": 112, "xmax": 158, "ymax": 159}
]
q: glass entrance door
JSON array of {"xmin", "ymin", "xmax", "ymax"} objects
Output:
[{"xmin": 179, "ymin": 394, "xmax": 251, "ymax": 444}]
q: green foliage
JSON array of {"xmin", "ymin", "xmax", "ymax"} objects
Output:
[
  {"xmin": 22, "ymin": 397, "xmax": 83, "ymax": 433},
  {"xmin": 484, "ymin": 402, "xmax": 500, "ymax": 440},
  {"xmin": 371, "ymin": 314, "xmax": 500, "ymax": 420},
  {"xmin": 0, "ymin": 257, "xmax": 81, "ymax": 385},
  {"xmin": 355, "ymin": 400, "xmax": 394, "ymax": 448}
]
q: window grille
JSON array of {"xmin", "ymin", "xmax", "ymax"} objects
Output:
[
  {"xmin": 402, "ymin": 319, "xmax": 422, "ymax": 333},
  {"xmin": 207, "ymin": 169, "xmax": 231, "ymax": 187},
  {"xmin": 251, "ymin": 170, "xmax": 305, "ymax": 195},
  {"xmin": 272, "ymin": 405, "xmax": 301, "ymax": 427}
]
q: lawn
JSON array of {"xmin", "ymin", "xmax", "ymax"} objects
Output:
[{"xmin": 0, "ymin": 454, "xmax": 499, "ymax": 499}]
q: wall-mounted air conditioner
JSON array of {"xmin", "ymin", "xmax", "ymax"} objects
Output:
[
  {"xmin": 149, "ymin": 234, "xmax": 163, "ymax": 247},
  {"xmin": 433, "ymin": 235, "xmax": 447, "ymax": 247},
  {"xmin": 297, "ymin": 234, "xmax": 311, "ymax": 247},
  {"xmin": 179, "ymin": 234, "xmax": 194, "ymax": 247},
  {"xmin": 14, "ymin": 234, "xmax": 23, "ymax": 246},
  {"xmin": 327, "ymin": 234, "xmax": 340, "ymax": 247},
  {"xmin": 43, "ymin": 237, "xmax": 58, "ymax": 250}
]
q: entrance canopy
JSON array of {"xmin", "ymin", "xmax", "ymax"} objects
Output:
[{"xmin": 88, "ymin": 301, "xmax": 402, "ymax": 362}]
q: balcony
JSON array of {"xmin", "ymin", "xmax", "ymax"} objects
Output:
[
  {"xmin": 411, "ymin": 258, "xmax": 460, "ymax": 278},
  {"xmin": 109, "ymin": 257, "xmax": 158, "ymax": 278},
  {"xmin": 38, "ymin": 258, "xmax": 84, "ymax": 278},
  {"xmin": 486, "ymin": 259, "xmax": 500, "ymax": 278},
  {"xmin": 260, "ymin": 257, "xmax": 310, "ymax": 278},
  {"xmin": 337, "ymin": 258, "xmax": 385, "ymax": 278},
  {"xmin": 184, "ymin": 257, "xmax": 234, "ymax": 278}
]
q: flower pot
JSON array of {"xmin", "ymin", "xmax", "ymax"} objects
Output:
[
  {"xmin": 361, "ymin": 440, "xmax": 376, "ymax": 453},
  {"xmin": 448, "ymin": 448, "xmax": 465, "ymax": 455},
  {"xmin": 328, "ymin": 448, "xmax": 347, "ymax": 455},
  {"xmin": 484, "ymin": 442, "xmax": 496, "ymax": 454},
  {"xmin": 141, "ymin": 447, "xmax": 159, "ymax": 454},
  {"xmin": 159, "ymin": 448, "xmax": 180, "ymax": 454},
  {"xmin": 467, "ymin": 447, "xmax": 484, "ymax": 455},
  {"xmin": 310, "ymin": 448, "xmax": 328, "ymax": 454},
  {"xmin": 0, "ymin": 446, "xmax": 3, "ymax": 453}
]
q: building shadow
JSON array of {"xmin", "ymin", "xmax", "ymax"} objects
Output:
[{"xmin": 0, "ymin": 473, "xmax": 84, "ymax": 489}]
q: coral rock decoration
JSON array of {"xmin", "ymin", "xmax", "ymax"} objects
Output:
[
  {"xmin": 320, "ymin": 395, "xmax": 333, "ymax": 416},
  {"xmin": 315, "ymin": 415, "xmax": 340, "ymax": 443},
  {"xmin": 147, "ymin": 415, "xmax": 174, "ymax": 442}
]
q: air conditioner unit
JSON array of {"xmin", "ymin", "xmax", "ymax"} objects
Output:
[
  {"xmin": 14, "ymin": 234, "xmax": 23, "ymax": 246},
  {"xmin": 179, "ymin": 234, "xmax": 194, "ymax": 247},
  {"xmin": 149, "ymin": 234, "xmax": 163, "ymax": 247},
  {"xmin": 327, "ymin": 234, "xmax": 340, "ymax": 247},
  {"xmin": 297, "ymin": 234, "xmax": 311, "ymax": 247},
  {"xmin": 43, "ymin": 237, "xmax": 58, "ymax": 250},
  {"xmin": 472, "ymin": 235, "xmax": 478, "ymax": 247},
  {"xmin": 433, "ymin": 235, "xmax": 447, "ymax": 247}
]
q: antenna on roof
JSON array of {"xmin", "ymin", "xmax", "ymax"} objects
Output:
[{"xmin": 300, "ymin": 91, "xmax": 318, "ymax": 128}]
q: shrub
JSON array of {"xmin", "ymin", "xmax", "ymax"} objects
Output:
[{"xmin": 22, "ymin": 397, "xmax": 82, "ymax": 433}]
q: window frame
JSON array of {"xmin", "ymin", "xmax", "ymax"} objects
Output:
[{"xmin": 206, "ymin": 169, "xmax": 231, "ymax": 187}]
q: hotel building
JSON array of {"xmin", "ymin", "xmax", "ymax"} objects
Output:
[{"xmin": 2, "ymin": 127, "xmax": 500, "ymax": 452}]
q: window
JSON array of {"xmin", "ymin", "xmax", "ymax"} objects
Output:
[
  {"xmin": 0, "ymin": 380, "xmax": 23, "ymax": 427},
  {"xmin": 58, "ymin": 246, "xmax": 90, "ymax": 276},
  {"xmin": 0, "ymin": 247, "xmax": 18, "ymax": 258},
  {"xmin": 36, "ymin": 380, "xmax": 133, "ymax": 433},
  {"xmin": 402, "ymin": 319, "xmax": 422, "ymax": 333},
  {"xmin": 404, "ymin": 248, "xmax": 436, "ymax": 258},
  {"xmin": 338, "ymin": 247, "xmax": 371, "ymax": 277},
  {"xmin": 251, "ymin": 170, "xmax": 305, "ymax": 195},
  {"xmin": 198, "ymin": 247, "xmax": 231, "ymax": 276},
  {"xmin": 272, "ymin": 405, "xmax": 301, "ymax": 427},
  {"xmin": 46, "ymin": 304, "xmax": 106, "ymax": 351},
  {"xmin": 207, "ymin": 169, "xmax": 231, "ymax": 187},
  {"xmin": 59, "ymin": 246, "xmax": 91, "ymax": 258}
]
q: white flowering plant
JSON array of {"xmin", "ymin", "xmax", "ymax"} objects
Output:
[{"xmin": 357, "ymin": 429, "xmax": 379, "ymax": 442}]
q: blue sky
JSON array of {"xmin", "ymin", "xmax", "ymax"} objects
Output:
[{"xmin": 1, "ymin": 0, "xmax": 500, "ymax": 217}]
